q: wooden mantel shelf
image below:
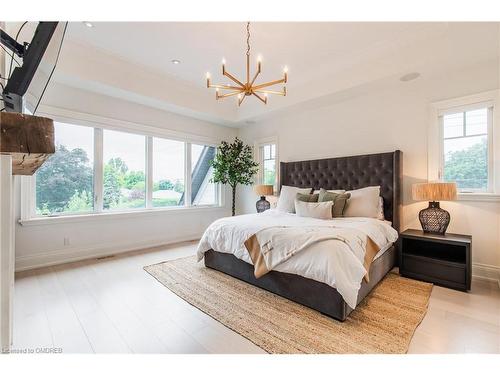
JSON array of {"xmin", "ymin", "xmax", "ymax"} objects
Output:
[{"xmin": 0, "ymin": 112, "xmax": 55, "ymax": 175}]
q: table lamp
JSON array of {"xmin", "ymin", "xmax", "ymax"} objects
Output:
[
  {"xmin": 254, "ymin": 185, "xmax": 274, "ymax": 213},
  {"xmin": 412, "ymin": 182, "xmax": 457, "ymax": 234}
]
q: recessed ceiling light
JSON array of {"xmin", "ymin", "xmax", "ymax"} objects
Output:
[
  {"xmin": 171, "ymin": 59, "xmax": 181, "ymax": 65},
  {"xmin": 83, "ymin": 21, "xmax": 94, "ymax": 28},
  {"xmin": 400, "ymin": 72, "xmax": 420, "ymax": 82}
]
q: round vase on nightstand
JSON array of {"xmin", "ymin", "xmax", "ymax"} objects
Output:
[
  {"xmin": 254, "ymin": 184, "xmax": 274, "ymax": 213},
  {"xmin": 418, "ymin": 201, "xmax": 451, "ymax": 235},
  {"xmin": 256, "ymin": 196, "xmax": 271, "ymax": 213}
]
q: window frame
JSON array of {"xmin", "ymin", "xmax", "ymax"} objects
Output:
[
  {"xmin": 20, "ymin": 106, "xmax": 224, "ymax": 223},
  {"xmin": 255, "ymin": 136, "xmax": 279, "ymax": 192},
  {"xmin": 429, "ymin": 90, "xmax": 500, "ymax": 200}
]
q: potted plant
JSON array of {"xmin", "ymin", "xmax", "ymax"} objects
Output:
[{"xmin": 210, "ymin": 137, "xmax": 259, "ymax": 216}]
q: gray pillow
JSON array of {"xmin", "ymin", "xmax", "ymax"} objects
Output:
[
  {"xmin": 318, "ymin": 188, "xmax": 351, "ymax": 217},
  {"xmin": 296, "ymin": 193, "xmax": 319, "ymax": 203}
]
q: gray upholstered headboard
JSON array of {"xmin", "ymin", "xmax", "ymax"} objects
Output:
[{"xmin": 279, "ymin": 150, "xmax": 402, "ymax": 232}]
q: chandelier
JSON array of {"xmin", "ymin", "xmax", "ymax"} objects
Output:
[{"xmin": 206, "ymin": 22, "xmax": 288, "ymax": 106}]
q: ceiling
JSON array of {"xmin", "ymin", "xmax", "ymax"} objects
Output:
[
  {"xmin": 7, "ymin": 22, "xmax": 500, "ymax": 126},
  {"xmin": 66, "ymin": 22, "xmax": 443, "ymax": 88}
]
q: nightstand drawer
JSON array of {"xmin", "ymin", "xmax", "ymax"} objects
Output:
[{"xmin": 402, "ymin": 253, "xmax": 466, "ymax": 285}]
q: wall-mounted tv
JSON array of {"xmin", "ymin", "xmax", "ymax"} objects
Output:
[{"xmin": 1, "ymin": 22, "xmax": 67, "ymax": 114}]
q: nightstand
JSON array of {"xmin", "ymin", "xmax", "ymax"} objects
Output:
[{"xmin": 399, "ymin": 229, "xmax": 471, "ymax": 291}]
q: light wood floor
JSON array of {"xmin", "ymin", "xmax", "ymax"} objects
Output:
[{"xmin": 13, "ymin": 241, "xmax": 500, "ymax": 354}]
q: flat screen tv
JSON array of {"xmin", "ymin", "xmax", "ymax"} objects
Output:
[{"xmin": 1, "ymin": 22, "xmax": 67, "ymax": 114}]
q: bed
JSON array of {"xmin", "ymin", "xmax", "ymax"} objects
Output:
[{"xmin": 201, "ymin": 150, "xmax": 402, "ymax": 321}]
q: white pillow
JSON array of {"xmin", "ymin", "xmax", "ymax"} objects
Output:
[
  {"xmin": 312, "ymin": 189, "xmax": 345, "ymax": 195},
  {"xmin": 343, "ymin": 186, "xmax": 381, "ymax": 218},
  {"xmin": 377, "ymin": 196, "xmax": 385, "ymax": 220},
  {"xmin": 276, "ymin": 186, "xmax": 312, "ymax": 213},
  {"xmin": 294, "ymin": 200, "xmax": 333, "ymax": 220}
]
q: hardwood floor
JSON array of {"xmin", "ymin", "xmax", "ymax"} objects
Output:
[{"xmin": 12, "ymin": 241, "xmax": 500, "ymax": 354}]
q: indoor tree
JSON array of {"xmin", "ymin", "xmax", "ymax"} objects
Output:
[{"xmin": 210, "ymin": 137, "xmax": 259, "ymax": 216}]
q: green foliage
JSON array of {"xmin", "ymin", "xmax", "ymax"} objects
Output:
[
  {"xmin": 124, "ymin": 171, "xmax": 145, "ymax": 190},
  {"xmin": 107, "ymin": 157, "xmax": 128, "ymax": 175},
  {"xmin": 36, "ymin": 145, "xmax": 93, "ymax": 214},
  {"xmin": 444, "ymin": 138, "xmax": 488, "ymax": 190},
  {"xmin": 103, "ymin": 163, "xmax": 122, "ymax": 209},
  {"xmin": 173, "ymin": 179, "xmax": 184, "ymax": 193},
  {"xmin": 158, "ymin": 179, "xmax": 174, "ymax": 190},
  {"xmin": 36, "ymin": 145, "xmax": 185, "ymax": 215},
  {"xmin": 210, "ymin": 137, "xmax": 258, "ymax": 215},
  {"xmin": 67, "ymin": 191, "xmax": 93, "ymax": 212},
  {"xmin": 152, "ymin": 198, "xmax": 181, "ymax": 207},
  {"xmin": 264, "ymin": 170, "xmax": 276, "ymax": 186}
]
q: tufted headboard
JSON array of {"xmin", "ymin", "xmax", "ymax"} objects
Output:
[{"xmin": 279, "ymin": 150, "xmax": 402, "ymax": 232}]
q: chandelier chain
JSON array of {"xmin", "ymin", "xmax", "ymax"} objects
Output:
[{"xmin": 246, "ymin": 22, "xmax": 250, "ymax": 57}]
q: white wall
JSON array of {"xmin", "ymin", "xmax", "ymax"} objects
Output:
[
  {"xmin": 238, "ymin": 59, "xmax": 500, "ymax": 281},
  {"xmin": 14, "ymin": 82, "xmax": 237, "ymax": 271}
]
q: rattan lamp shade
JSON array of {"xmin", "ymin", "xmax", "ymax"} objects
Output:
[
  {"xmin": 412, "ymin": 182, "xmax": 457, "ymax": 202},
  {"xmin": 254, "ymin": 185, "xmax": 274, "ymax": 196}
]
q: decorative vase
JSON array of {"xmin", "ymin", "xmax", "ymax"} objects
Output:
[{"xmin": 418, "ymin": 201, "xmax": 451, "ymax": 234}]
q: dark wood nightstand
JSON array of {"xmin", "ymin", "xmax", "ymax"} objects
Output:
[{"xmin": 399, "ymin": 229, "xmax": 471, "ymax": 291}]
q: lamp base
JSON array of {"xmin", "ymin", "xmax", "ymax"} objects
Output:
[
  {"xmin": 256, "ymin": 196, "xmax": 270, "ymax": 213},
  {"xmin": 418, "ymin": 201, "xmax": 450, "ymax": 235}
]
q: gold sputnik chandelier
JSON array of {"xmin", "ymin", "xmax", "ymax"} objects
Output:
[{"xmin": 206, "ymin": 22, "xmax": 288, "ymax": 106}]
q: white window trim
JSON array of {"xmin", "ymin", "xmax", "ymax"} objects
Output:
[
  {"xmin": 429, "ymin": 90, "xmax": 500, "ymax": 201},
  {"xmin": 254, "ymin": 136, "xmax": 279, "ymax": 192},
  {"xmin": 20, "ymin": 106, "xmax": 225, "ymax": 225}
]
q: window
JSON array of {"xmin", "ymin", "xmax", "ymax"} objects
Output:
[
  {"xmin": 191, "ymin": 144, "xmax": 217, "ymax": 206},
  {"xmin": 103, "ymin": 130, "xmax": 146, "ymax": 210},
  {"xmin": 35, "ymin": 122, "xmax": 94, "ymax": 215},
  {"xmin": 152, "ymin": 137, "xmax": 185, "ymax": 207},
  {"xmin": 30, "ymin": 116, "xmax": 221, "ymax": 218},
  {"xmin": 440, "ymin": 106, "xmax": 492, "ymax": 193},
  {"xmin": 257, "ymin": 141, "xmax": 277, "ymax": 189}
]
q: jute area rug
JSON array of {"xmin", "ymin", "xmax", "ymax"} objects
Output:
[{"xmin": 144, "ymin": 256, "xmax": 432, "ymax": 354}]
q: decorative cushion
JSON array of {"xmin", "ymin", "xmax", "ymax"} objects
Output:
[
  {"xmin": 317, "ymin": 189, "xmax": 351, "ymax": 217},
  {"xmin": 296, "ymin": 193, "xmax": 319, "ymax": 203},
  {"xmin": 343, "ymin": 186, "xmax": 381, "ymax": 218},
  {"xmin": 276, "ymin": 186, "xmax": 312, "ymax": 213},
  {"xmin": 294, "ymin": 200, "xmax": 333, "ymax": 220}
]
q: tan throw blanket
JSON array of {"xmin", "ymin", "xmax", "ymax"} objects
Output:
[{"xmin": 244, "ymin": 226, "xmax": 380, "ymax": 282}]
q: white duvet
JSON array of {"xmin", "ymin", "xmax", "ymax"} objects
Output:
[{"xmin": 196, "ymin": 209, "xmax": 398, "ymax": 308}]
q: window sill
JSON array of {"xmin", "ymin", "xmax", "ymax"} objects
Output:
[
  {"xmin": 457, "ymin": 193, "xmax": 500, "ymax": 202},
  {"xmin": 18, "ymin": 205, "xmax": 227, "ymax": 227}
]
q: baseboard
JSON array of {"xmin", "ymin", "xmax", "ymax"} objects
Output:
[
  {"xmin": 472, "ymin": 262, "xmax": 500, "ymax": 288},
  {"xmin": 15, "ymin": 234, "xmax": 201, "ymax": 272}
]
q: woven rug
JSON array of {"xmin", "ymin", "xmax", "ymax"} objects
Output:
[{"xmin": 144, "ymin": 256, "xmax": 432, "ymax": 354}]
